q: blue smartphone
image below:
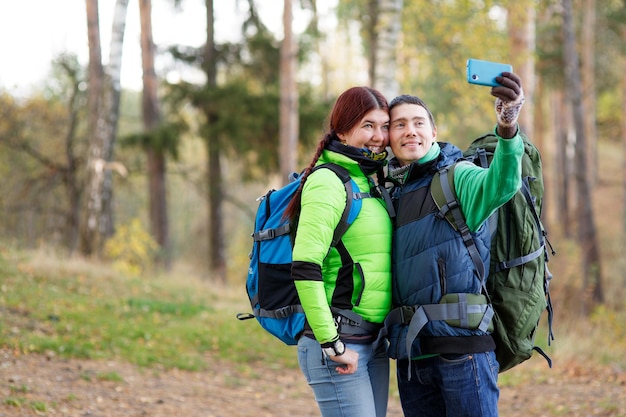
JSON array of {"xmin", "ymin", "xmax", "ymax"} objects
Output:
[{"xmin": 466, "ymin": 59, "xmax": 512, "ymax": 87}]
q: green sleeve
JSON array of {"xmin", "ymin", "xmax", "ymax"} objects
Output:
[
  {"xmin": 292, "ymin": 169, "xmax": 346, "ymax": 343},
  {"xmin": 454, "ymin": 128, "xmax": 524, "ymax": 232}
]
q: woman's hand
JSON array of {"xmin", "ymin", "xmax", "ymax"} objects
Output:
[{"xmin": 329, "ymin": 347, "xmax": 359, "ymax": 375}]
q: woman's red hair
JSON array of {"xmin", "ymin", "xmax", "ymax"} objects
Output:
[{"xmin": 284, "ymin": 86, "xmax": 388, "ymax": 222}]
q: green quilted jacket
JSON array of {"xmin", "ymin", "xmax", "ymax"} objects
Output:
[{"xmin": 292, "ymin": 149, "xmax": 392, "ymax": 344}]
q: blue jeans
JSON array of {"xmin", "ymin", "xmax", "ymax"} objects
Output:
[
  {"xmin": 397, "ymin": 351, "xmax": 500, "ymax": 417},
  {"xmin": 297, "ymin": 336, "xmax": 389, "ymax": 417}
]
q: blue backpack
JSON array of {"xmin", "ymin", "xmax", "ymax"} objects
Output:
[{"xmin": 237, "ymin": 163, "xmax": 372, "ymax": 345}]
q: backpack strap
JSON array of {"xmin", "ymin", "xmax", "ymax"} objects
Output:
[
  {"xmin": 431, "ymin": 163, "xmax": 486, "ymax": 284},
  {"xmin": 314, "ymin": 163, "xmax": 372, "ymax": 247},
  {"xmin": 495, "ymin": 178, "xmax": 544, "ymax": 271},
  {"xmin": 392, "ymin": 292, "xmax": 494, "ymax": 380},
  {"xmin": 434, "ymin": 151, "xmax": 556, "ymax": 359},
  {"xmin": 252, "ymin": 223, "xmax": 290, "ymax": 242}
]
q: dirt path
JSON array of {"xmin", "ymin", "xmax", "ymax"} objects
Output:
[{"xmin": 1, "ymin": 349, "xmax": 624, "ymax": 417}]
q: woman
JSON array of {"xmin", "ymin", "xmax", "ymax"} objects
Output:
[{"xmin": 286, "ymin": 86, "xmax": 393, "ymax": 417}]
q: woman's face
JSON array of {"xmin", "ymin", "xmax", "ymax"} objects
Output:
[{"xmin": 338, "ymin": 109, "xmax": 389, "ymax": 153}]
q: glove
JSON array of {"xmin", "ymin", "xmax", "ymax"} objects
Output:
[{"xmin": 495, "ymin": 87, "xmax": 525, "ymax": 128}]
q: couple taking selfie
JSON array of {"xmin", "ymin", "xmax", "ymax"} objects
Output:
[{"xmin": 287, "ymin": 66, "xmax": 525, "ymax": 417}]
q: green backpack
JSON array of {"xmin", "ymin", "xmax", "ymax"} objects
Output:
[{"xmin": 431, "ymin": 132, "xmax": 556, "ymax": 373}]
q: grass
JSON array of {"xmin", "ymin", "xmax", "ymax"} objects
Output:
[
  {"xmin": 0, "ymin": 246, "xmax": 297, "ymax": 372},
  {"xmin": 1, "ymin": 244, "xmax": 625, "ymax": 379}
]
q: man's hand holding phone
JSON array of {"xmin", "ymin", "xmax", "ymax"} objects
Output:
[
  {"xmin": 491, "ymin": 72, "xmax": 524, "ymax": 128},
  {"xmin": 467, "ymin": 59, "xmax": 524, "ymax": 137},
  {"xmin": 466, "ymin": 59, "xmax": 512, "ymax": 87}
]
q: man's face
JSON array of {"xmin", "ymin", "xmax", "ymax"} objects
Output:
[{"xmin": 389, "ymin": 103, "xmax": 437, "ymax": 166}]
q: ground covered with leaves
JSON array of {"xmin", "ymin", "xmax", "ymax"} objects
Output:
[{"xmin": 1, "ymin": 348, "xmax": 624, "ymax": 417}]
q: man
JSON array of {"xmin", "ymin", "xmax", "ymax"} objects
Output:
[{"xmin": 385, "ymin": 72, "xmax": 525, "ymax": 417}]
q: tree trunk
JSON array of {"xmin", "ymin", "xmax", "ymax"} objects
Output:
[
  {"xmin": 366, "ymin": 0, "xmax": 379, "ymax": 87},
  {"xmin": 62, "ymin": 59, "xmax": 84, "ymax": 253},
  {"xmin": 582, "ymin": 0, "xmax": 597, "ymax": 184},
  {"xmin": 80, "ymin": 0, "xmax": 104, "ymax": 256},
  {"xmin": 204, "ymin": 0, "xmax": 226, "ymax": 283},
  {"xmin": 80, "ymin": 0, "xmax": 128, "ymax": 257},
  {"xmin": 373, "ymin": 0, "xmax": 402, "ymax": 99},
  {"xmin": 279, "ymin": 0, "xmax": 298, "ymax": 184},
  {"xmin": 562, "ymin": 0, "xmax": 604, "ymax": 308},
  {"xmin": 553, "ymin": 89, "xmax": 572, "ymax": 238},
  {"xmin": 507, "ymin": 0, "xmax": 536, "ymax": 136},
  {"xmin": 101, "ymin": 0, "xmax": 128, "ymax": 239},
  {"xmin": 534, "ymin": 76, "xmax": 552, "ymax": 225},
  {"xmin": 140, "ymin": 0, "xmax": 170, "ymax": 269},
  {"xmin": 621, "ymin": 8, "xmax": 626, "ymax": 286}
]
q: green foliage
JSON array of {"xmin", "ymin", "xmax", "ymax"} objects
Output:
[
  {"xmin": 0, "ymin": 248, "xmax": 297, "ymax": 371},
  {"xmin": 535, "ymin": 6, "xmax": 565, "ymax": 88},
  {"xmin": 398, "ymin": 0, "xmax": 510, "ymax": 141},
  {"xmin": 0, "ymin": 86, "xmax": 86, "ymax": 249},
  {"xmin": 103, "ymin": 219, "xmax": 159, "ymax": 276},
  {"xmin": 121, "ymin": 121, "xmax": 186, "ymax": 160},
  {"xmin": 166, "ymin": 25, "xmax": 330, "ymax": 181}
]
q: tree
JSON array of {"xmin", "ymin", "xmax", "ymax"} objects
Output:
[
  {"xmin": 203, "ymin": 0, "xmax": 227, "ymax": 282},
  {"xmin": 336, "ymin": 0, "xmax": 403, "ymax": 96},
  {"xmin": 581, "ymin": 0, "xmax": 598, "ymax": 183},
  {"xmin": 279, "ymin": 0, "xmax": 298, "ymax": 183},
  {"xmin": 373, "ymin": 0, "xmax": 402, "ymax": 98},
  {"xmin": 621, "ymin": 1, "xmax": 626, "ymax": 284},
  {"xmin": 562, "ymin": 0, "xmax": 604, "ymax": 308},
  {"xmin": 507, "ymin": 0, "xmax": 536, "ymax": 136},
  {"xmin": 164, "ymin": 1, "xmax": 329, "ymax": 280},
  {"xmin": 139, "ymin": 0, "xmax": 171, "ymax": 269},
  {"xmin": 81, "ymin": 0, "xmax": 104, "ymax": 256},
  {"xmin": 0, "ymin": 56, "xmax": 86, "ymax": 251},
  {"xmin": 81, "ymin": 0, "xmax": 129, "ymax": 257}
]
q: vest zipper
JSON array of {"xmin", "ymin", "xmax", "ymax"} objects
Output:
[{"xmin": 438, "ymin": 257, "xmax": 447, "ymax": 296}]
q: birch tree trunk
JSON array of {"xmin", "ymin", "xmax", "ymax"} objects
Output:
[
  {"xmin": 81, "ymin": 0, "xmax": 103, "ymax": 256},
  {"xmin": 366, "ymin": 0, "xmax": 378, "ymax": 87},
  {"xmin": 81, "ymin": 0, "xmax": 128, "ymax": 256},
  {"xmin": 279, "ymin": 0, "xmax": 298, "ymax": 184},
  {"xmin": 140, "ymin": 0, "xmax": 170, "ymax": 269},
  {"xmin": 373, "ymin": 0, "xmax": 402, "ymax": 99},
  {"xmin": 101, "ymin": 0, "xmax": 128, "ymax": 238},
  {"xmin": 562, "ymin": 0, "xmax": 604, "ymax": 309}
]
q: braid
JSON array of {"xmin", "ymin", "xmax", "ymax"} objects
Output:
[{"xmin": 283, "ymin": 133, "xmax": 333, "ymax": 222}]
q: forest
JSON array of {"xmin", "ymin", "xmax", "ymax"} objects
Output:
[{"xmin": 1, "ymin": 0, "xmax": 626, "ymax": 332}]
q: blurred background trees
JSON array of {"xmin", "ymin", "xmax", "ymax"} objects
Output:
[{"xmin": 0, "ymin": 0, "xmax": 625, "ymax": 316}]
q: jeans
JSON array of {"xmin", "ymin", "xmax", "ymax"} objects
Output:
[
  {"xmin": 297, "ymin": 336, "xmax": 389, "ymax": 417},
  {"xmin": 397, "ymin": 351, "xmax": 500, "ymax": 417}
]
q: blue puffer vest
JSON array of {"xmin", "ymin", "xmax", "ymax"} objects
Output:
[{"xmin": 387, "ymin": 142, "xmax": 493, "ymax": 360}]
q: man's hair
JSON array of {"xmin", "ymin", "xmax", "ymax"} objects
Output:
[{"xmin": 389, "ymin": 95, "xmax": 436, "ymax": 130}]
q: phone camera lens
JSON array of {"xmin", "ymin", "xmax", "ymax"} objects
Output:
[{"xmin": 472, "ymin": 74, "xmax": 478, "ymax": 80}]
